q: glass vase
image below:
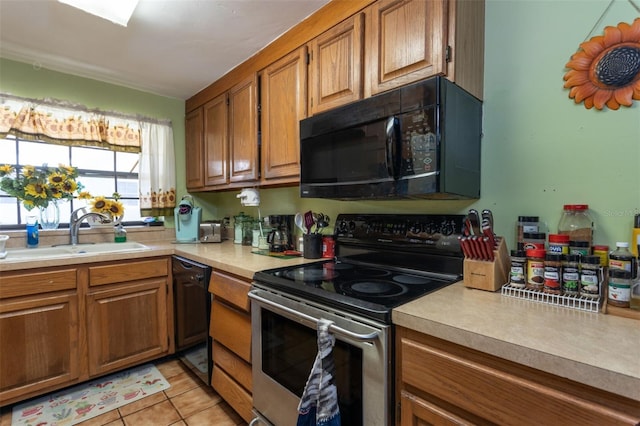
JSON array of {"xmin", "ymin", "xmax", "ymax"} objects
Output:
[{"xmin": 39, "ymin": 202, "xmax": 60, "ymax": 230}]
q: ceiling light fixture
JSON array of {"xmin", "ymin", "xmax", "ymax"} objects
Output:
[{"xmin": 57, "ymin": 0, "xmax": 139, "ymax": 27}]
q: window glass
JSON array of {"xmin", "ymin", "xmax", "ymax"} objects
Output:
[
  {"xmin": 71, "ymin": 146, "xmax": 114, "ymax": 171},
  {"xmin": 0, "ymin": 136, "xmax": 145, "ymax": 227},
  {"xmin": 20, "ymin": 141, "xmax": 69, "ymax": 166},
  {"xmin": 1, "ymin": 139, "xmax": 17, "ymax": 164},
  {"xmin": 0, "ymin": 198, "xmax": 18, "ymax": 226},
  {"xmin": 116, "ymin": 151, "xmax": 140, "ymax": 173}
]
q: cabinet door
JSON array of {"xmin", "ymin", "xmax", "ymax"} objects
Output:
[
  {"xmin": 185, "ymin": 108, "xmax": 205, "ymax": 190},
  {"xmin": 308, "ymin": 13, "xmax": 364, "ymax": 115},
  {"xmin": 260, "ymin": 46, "xmax": 307, "ymax": 184},
  {"xmin": 203, "ymin": 93, "xmax": 229, "ymax": 186},
  {"xmin": 0, "ymin": 293, "xmax": 80, "ymax": 404},
  {"xmin": 229, "ymin": 74, "xmax": 259, "ymax": 183},
  {"xmin": 210, "ymin": 299, "xmax": 251, "ymax": 363},
  {"xmin": 365, "ymin": 0, "xmax": 447, "ymax": 97},
  {"xmin": 86, "ymin": 278, "xmax": 169, "ymax": 377}
]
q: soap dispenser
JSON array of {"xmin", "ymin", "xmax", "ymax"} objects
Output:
[{"xmin": 114, "ymin": 223, "xmax": 127, "ymax": 243}]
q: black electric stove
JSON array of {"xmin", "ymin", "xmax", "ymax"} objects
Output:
[{"xmin": 253, "ymin": 214, "xmax": 466, "ymax": 323}]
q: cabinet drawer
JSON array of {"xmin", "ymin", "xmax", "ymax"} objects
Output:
[
  {"xmin": 400, "ymin": 334, "xmax": 640, "ymax": 425},
  {"xmin": 209, "ymin": 271, "xmax": 250, "ymax": 312},
  {"xmin": 213, "ymin": 340, "xmax": 252, "ymax": 392},
  {"xmin": 210, "ymin": 299, "xmax": 251, "ymax": 363},
  {"xmin": 89, "ymin": 258, "xmax": 168, "ymax": 286},
  {"xmin": 0, "ymin": 268, "xmax": 77, "ymax": 299},
  {"xmin": 212, "ymin": 364, "xmax": 253, "ymax": 423}
]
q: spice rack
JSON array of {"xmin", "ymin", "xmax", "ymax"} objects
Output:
[
  {"xmin": 501, "ymin": 284, "xmax": 601, "ymax": 313},
  {"xmin": 463, "ymin": 238, "xmax": 510, "ymax": 292}
]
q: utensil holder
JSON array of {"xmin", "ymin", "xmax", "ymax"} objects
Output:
[
  {"xmin": 463, "ymin": 238, "xmax": 510, "ymax": 292},
  {"xmin": 303, "ymin": 234, "xmax": 322, "ymax": 259}
]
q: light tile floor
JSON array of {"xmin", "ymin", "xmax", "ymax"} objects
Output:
[{"xmin": 0, "ymin": 358, "xmax": 247, "ymax": 426}]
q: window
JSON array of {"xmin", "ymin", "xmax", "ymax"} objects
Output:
[{"xmin": 0, "ymin": 136, "xmax": 143, "ymax": 227}]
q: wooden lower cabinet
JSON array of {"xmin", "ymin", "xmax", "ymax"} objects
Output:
[
  {"xmin": 0, "ymin": 292, "xmax": 80, "ymax": 405},
  {"xmin": 0, "ymin": 267, "xmax": 80, "ymax": 406},
  {"xmin": 0, "ymin": 257, "xmax": 173, "ymax": 407},
  {"xmin": 396, "ymin": 327, "xmax": 640, "ymax": 426},
  {"xmin": 209, "ymin": 270, "xmax": 253, "ymax": 423},
  {"xmin": 86, "ymin": 278, "xmax": 169, "ymax": 377}
]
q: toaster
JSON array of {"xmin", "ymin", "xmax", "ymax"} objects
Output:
[{"xmin": 199, "ymin": 222, "xmax": 223, "ymax": 243}]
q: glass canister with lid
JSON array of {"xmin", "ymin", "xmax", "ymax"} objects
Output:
[{"xmin": 557, "ymin": 204, "xmax": 593, "ymax": 249}]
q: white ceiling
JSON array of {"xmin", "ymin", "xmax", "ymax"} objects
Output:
[{"xmin": 0, "ymin": 0, "xmax": 330, "ymax": 100}]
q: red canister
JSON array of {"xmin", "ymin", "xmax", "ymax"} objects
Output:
[{"xmin": 322, "ymin": 236, "xmax": 335, "ymax": 258}]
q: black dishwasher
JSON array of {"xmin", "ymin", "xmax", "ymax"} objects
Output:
[{"xmin": 172, "ymin": 255, "xmax": 212, "ymax": 385}]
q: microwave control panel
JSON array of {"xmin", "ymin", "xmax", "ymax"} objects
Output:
[{"xmin": 398, "ymin": 109, "xmax": 438, "ymax": 176}]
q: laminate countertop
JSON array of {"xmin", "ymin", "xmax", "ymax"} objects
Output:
[
  {"xmin": 393, "ymin": 282, "xmax": 640, "ymax": 402},
  {"xmin": 0, "ymin": 239, "xmax": 317, "ymax": 280}
]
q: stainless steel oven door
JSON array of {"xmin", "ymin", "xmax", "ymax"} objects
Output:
[{"xmin": 249, "ymin": 285, "xmax": 391, "ymax": 426}]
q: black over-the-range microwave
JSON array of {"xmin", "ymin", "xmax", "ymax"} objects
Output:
[{"xmin": 299, "ymin": 76, "xmax": 482, "ymax": 200}]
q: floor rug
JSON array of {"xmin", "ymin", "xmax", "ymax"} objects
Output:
[{"xmin": 11, "ymin": 363, "xmax": 170, "ymax": 426}]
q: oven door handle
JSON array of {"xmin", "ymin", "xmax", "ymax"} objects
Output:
[{"xmin": 249, "ymin": 291, "xmax": 380, "ymax": 342}]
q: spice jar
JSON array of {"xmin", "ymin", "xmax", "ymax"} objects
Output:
[
  {"xmin": 516, "ymin": 216, "xmax": 539, "ymax": 249},
  {"xmin": 592, "ymin": 245, "xmax": 609, "ymax": 267},
  {"xmin": 544, "ymin": 253, "xmax": 563, "ymax": 294},
  {"xmin": 569, "ymin": 241, "xmax": 590, "ymax": 256},
  {"xmin": 562, "ymin": 254, "xmax": 580, "ymax": 296},
  {"xmin": 580, "ymin": 255, "xmax": 602, "ymax": 299},
  {"xmin": 523, "ymin": 232, "xmax": 546, "ymax": 251},
  {"xmin": 526, "ymin": 248, "xmax": 546, "ymax": 291},
  {"xmin": 558, "ymin": 204, "xmax": 593, "ymax": 248},
  {"xmin": 608, "ymin": 269, "xmax": 632, "ymax": 308},
  {"xmin": 509, "ymin": 250, "xmax": 527, "ymax": 288},
  {"xmin": 548, "ymin": 234, "xmax": 569, "ymax": 255}
]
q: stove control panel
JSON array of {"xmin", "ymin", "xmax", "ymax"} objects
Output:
[{"xmin": 334, "ymin": 213, "xmax": 465, "ymax": 251}]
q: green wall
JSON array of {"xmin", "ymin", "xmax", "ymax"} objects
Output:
[{"xmin": 1, "ymin": 0, "xmax": 639, "ymax": 250}]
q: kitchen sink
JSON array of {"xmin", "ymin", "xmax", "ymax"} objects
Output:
[{"xmin": 1, "ymin": 242, "xmax": 151, "ymax": 261}]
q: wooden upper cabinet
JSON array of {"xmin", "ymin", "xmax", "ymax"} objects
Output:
[
  {"xmin": 260, "ymin": 46, "xmax": 307, "ymax": 184},
  {"xmin": 308, "ymin": 13, "xmax": 365, "ymax": 115},
  {"xmin": 365, "ymin": 0, "xmax": 447, "ymax": 97},
  {"xmin": 203, "ymin": 94, "xmax": 229, "ymax": 186},
  {"xmin": 229, "ymin": 74, "xmax": 259, "ymax": 183},
  {"xmin": 185, "ymin": 108, "xmax": 204, "ymax": 190}
]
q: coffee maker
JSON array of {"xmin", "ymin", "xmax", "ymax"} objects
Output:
[
  {"xmin": 266, "ymin": 215, "xmax": 294, "ymax": 252},
  {"xmin": 174, "ymin": 195, "xmax": 201, "ymax": 243}
]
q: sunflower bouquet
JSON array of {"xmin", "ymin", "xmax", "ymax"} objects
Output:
[
  {"xmin": 78, "ymin": 191, "xmax": 125, "ymax": 219},
  {"xmin": 0, "ymin": 163, "xmax": 81, "ymax": 210}
]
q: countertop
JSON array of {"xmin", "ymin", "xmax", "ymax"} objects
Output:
[
  {"xmin": 0, "ymin": 239, "xmax": 317, "ymax": 280},
  {"xmin": 393, "ymin": 282, "xmax": 640, "ymax": 402},
  {"xmin": 2, "ymin": 239, "xmax": 638, "ymax": 403}
]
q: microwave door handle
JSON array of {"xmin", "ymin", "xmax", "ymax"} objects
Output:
[
  {"xmin": 385, "ymin": 116, "xmax": 399, "ymax": 178},
  {"xmin": 249, "ymin": 290, "xmax": 380, "ymax": 342}
]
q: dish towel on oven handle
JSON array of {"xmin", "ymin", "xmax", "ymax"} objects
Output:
[{"xmin": 296, "ymin": 318, "xmax": 341, "ymax": 426}]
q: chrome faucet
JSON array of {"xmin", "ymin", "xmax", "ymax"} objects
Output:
[{"xmin": 69, "ymin": 208, "xmax": 110, "ymax": 245}]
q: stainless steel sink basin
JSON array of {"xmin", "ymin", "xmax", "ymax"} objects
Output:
[{"xmin": 2, "ymin": 242, "xmax": 151, "ymax": 261}]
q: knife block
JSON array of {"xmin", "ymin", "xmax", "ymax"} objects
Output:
[{"xmin": 463, "ymin": 238, "xmax": 511, "ymax": 292}]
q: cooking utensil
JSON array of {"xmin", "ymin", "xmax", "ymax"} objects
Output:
[
  {"xmin": 314, "ymin": 213, "xmax": 330, "ymax": 234},
  {"xmin": 295, "ymin": 212, "xmax": 307, "ymax": 234},
  {"xmin": 304, "ymin": 211, "xmax": 315, "ymax": 235}
]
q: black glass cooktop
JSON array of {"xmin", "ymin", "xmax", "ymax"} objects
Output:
[{"xmin": 253, "ymin": 260, "xmax": 457, "ymax": 323}]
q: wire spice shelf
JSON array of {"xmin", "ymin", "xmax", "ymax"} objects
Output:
[{"xmin": 501, "ymin": 284, "xmax": 601, "ymax": 313}]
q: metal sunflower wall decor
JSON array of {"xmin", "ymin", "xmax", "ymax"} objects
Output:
[{"xmin": 563, "ymin": 16, "xmax": 640, "ymax": 110}]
